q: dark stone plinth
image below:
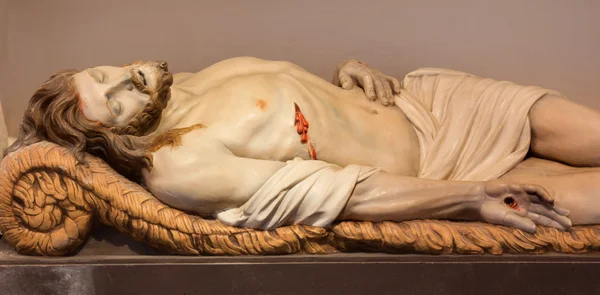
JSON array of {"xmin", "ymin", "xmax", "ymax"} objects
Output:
[{"xmin": 1, "ymin": 227, "xmax": 600, "ymax": 295}]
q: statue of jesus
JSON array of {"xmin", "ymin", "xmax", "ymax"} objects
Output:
[{"xmin": 9, "ymin": 57, "xmax": 600, "ymax": 233}]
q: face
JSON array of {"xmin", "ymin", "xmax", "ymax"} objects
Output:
[{"xmin": 73, "ymin": 60, "xmax": 171, "ymax": 127}]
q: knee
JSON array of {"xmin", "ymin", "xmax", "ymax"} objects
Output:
[{"xmin": 529, "ymin": 96, "xmax": 600, "ymax": 167}]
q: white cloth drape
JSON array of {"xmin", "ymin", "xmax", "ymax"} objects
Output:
[
  {"xmin": 216, "ymin": 158, "xmax": 378, "ymax": 230},
  {"xmin": 396, "ymin": 68, "xmax": 563, "ymax": 181}
]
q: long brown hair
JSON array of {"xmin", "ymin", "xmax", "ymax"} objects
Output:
[{"xmin": 5, "ymin": 70, "xmax": 156, "ymax": 181}]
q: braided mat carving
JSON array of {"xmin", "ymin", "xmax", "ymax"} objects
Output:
[{"xmin": 1, "ymin": 142, "xmax": 600, "ymax": 256}]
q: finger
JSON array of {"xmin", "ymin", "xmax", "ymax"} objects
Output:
[
  {"xmin": 359, "ymin": 74, "xmax": 376, "ymax": 100},
  {"xmin": 528, "ymin": 195, "xmax": 570, "ymax": 216},
  {"xmin": 372, "ymin": 76, "xmax": 387, "ymax": 104},
  {"xmin": 381, "ymin": 77, "xmax": 394, "ymax": 105},
  {"xmin": 523, "ymin": 184, "xmax": 554, "ymax": 204},
  {"xmin": 386, "ymin": 75, "xmax": 401, "ymax": 94},
  {"xmin": 501, "ymin": 212, "xmax": 537, "ymax": 233},
  {"xmin": 554, "ymin": 205, "xmax": 570, "ymax": 216},
  {"xmin": 338, "ymin": 72, "xmax": 354, "ymax": 90},
  {"xmin": 527, "ymin": 212, "xmax": 567, "ymax": 231},
  {"xmin": 529, "ymin": 203, "xmax": 572, "ymax": 229},
  {"xmin": 353, "ymin": 60, "xmax": 369, "ymax": 69}
]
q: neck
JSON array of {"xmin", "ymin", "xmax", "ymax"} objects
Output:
[{"xmin": 146, "ymin": 85, "xmax": 195, "ymax": 136}]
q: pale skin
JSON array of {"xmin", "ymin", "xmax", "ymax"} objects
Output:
[{"xmin": 72, "ymin": 57, "xmax": 600, "ymax": 233}]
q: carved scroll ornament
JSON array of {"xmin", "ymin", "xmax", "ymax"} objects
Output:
[{"xmin": 1, "ymin": 142, "xmax": 600, "ymax": 256}]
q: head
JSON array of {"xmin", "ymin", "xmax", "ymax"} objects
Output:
[{"xmin": 6, "ymin": 60, "xmax": 174, "ymax": 181}]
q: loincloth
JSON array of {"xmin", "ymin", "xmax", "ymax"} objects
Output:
[{"xmin": 395, "ymin": 68, "xmax": 565, "ymax": 181}]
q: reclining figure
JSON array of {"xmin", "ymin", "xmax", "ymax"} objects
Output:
[{"xmin": 10, "ymin": 57, "xmax": 600, "ymax": 237}]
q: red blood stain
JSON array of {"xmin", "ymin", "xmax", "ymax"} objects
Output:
[
  {"xmin": 256, "ymin": 99, "xmax": 267, "ymax": 110},
  {"xmin": 504, "ymin": 197, "xmax": 519, "ymax": 210},
  {"xmin": 294, "ymin": 103, "xmax": 317, "ymax": 160}
]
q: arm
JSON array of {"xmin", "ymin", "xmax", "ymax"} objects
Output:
[
  {"xmin": 146, "ymin": 139, "xmax": 287, "ymax": 216},
  {"xmin": 154, "ymin": 142, "xmax": 570, "ymax": 232},
  {"xmin": 342, "ymin": 172, "xmax": 483, "ymax": 222},
  {"xmin": 341, "ymin": 172, "xmax": 571, "ymax": 233}
]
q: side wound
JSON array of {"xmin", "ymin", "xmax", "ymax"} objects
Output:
[{"xmin": 294, "ymin": 103, "xmax": 317, "ymax": 160}]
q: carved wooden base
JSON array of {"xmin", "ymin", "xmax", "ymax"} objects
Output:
[
  {"xmin": 2, "ymin": 232, "xmax": 600, "ymax": 295},
  {"xmin": 2, "ymin": 142, "xmax": 600, "ymax": 256}
]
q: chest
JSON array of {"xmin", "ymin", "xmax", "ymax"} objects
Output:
[{"xmin": 162, "ymin": 74, "xmax": 310, "ymax": 159}]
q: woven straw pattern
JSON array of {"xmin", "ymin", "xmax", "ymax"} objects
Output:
[{"xmin": 1, "ymin": 142, "xmax": 599, "ymax": 256}]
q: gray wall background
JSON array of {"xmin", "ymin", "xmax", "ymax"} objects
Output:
[
  {"xmin": 1, "ymin": 0, "xmax": 599, "ymax": 136},
  {"xmin": 0, "ymin": 0, "xmax": 8, "ymax": 150}
]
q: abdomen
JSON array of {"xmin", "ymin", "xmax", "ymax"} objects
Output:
[
  {"xmin": 182, "ymin": 69, "xmax": 421, "ymax": 176},
  {"xmin": 254, "ymin": 72, "xmax": 422, "ymax": 176}
]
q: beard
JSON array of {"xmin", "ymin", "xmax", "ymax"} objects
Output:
[{"xmin": 110, "ymin": 65, "xmax": 174, "ymax": 137}]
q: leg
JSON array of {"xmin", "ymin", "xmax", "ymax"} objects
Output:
[
  {"xmin": 529, "ymin": 94, "xmax": 600, "ymax": 166},
  {"xmin": 501, "ymin": 157, "xmax": 600, "ymax": 225}
]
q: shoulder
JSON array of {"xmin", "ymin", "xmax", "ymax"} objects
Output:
[
  {"xmin": 141, "ymin": 126, "xmax": 234, "ymax": 198},
  {"xmin": 145, "ymin": 125, "xmax": 227, "ymax": 178},
  {"xmin": 207, "ymin": 56, "xmax": 306, "ymax": 74}
]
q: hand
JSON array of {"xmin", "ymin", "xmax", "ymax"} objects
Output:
[
  {"xmin": 333, "ymin": 59, "xmax": 401, "ymax": 106},
  {"xmin": 478, "ymin": 180, "xmax": 571, "ymax": 233}
]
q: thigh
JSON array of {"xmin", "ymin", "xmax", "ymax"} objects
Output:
[
  {"xmin": 501, "ymin": 157, "xmax": 600, "ymax": 225},
  {"xmin": 529, "ymin": 94, "xmax": 600, "ymax": 166}
]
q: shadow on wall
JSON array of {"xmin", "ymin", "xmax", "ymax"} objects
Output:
[
  {"xmin": 0, "ymin": 101, "xmax": 15, "ymax": 158},
  {"xmin": 0, "ymin": 102, "xmax": 6, "ymax": 157}
]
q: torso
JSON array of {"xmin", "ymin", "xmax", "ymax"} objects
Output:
[{"xmin": 148, "ymin": 57, "xmax": 421, "ymax": 177}]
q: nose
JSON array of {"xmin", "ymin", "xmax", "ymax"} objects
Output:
[{"xmin": 157, "ymin": 60, "xmax": 169, "ymax": 71}]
